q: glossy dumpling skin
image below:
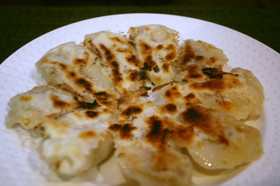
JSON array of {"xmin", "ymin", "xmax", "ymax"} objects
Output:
[
  {"xmin": 110, "ymin": 100, "xmax": 193, "ymax": 186},
  {"xmin": 84, "ymin": 31, "xmax": 145, "ymax": 94},
  {"xmin": 6, "ymin": 86, "xmax": 78, "ymax": 134},
  {"xmin": 36, "ymin": 42, "xmax": 119, "ymax": 104},
  {"xmin": 151, "ymin": 68, "xmax": 264, "ymax": 120},
  {"xmin": 129, "ymin": 24, "xmax": 179, "ymax": 86},
  {"xmin": 173, "ymin": 106, "xmax": 263, "ymax": 170},
  {"xmin": 39, "ymin": 106, "xmax": 116, "ymax": 178},
  {"xmin": 116, "ymin": 140, "xmax": 192, "ymax": 186},
  {"xmin": 175, "ymin": 39, "xmax": 228, "ymax": 83}
]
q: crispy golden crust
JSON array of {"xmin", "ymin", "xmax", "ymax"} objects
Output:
[{"xmin": 6, "ymin": 25, "xmax": 264, "ymax": 185}]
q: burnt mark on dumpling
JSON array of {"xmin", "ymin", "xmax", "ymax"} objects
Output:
[
  {"xmin": 110, "ymin": 61, "xmax": 123, "ymax": 84},
  {"xmin": 162, "ymin": 103, "xmax": 177, "ymax": 114},
  {"xmin": 183, "ymin": 64, "xmax": 202, "ymax": 79},
  {"xmin": 73, "ymin": 51, "xmax": 90, "ymax": 66},
  {"xmin": 162, "ymin": 63, "xmax": 170, "ymax": 72},
  {"xmin": 143, "ymin": 56, "xmax": 157, "ymax": 71},
  {"xmin": 165, "ymin": 44, "xmax": 177, "ymax": 61},
  {"xmin": 109, "ymin": 123, "xmax": 136, "ymax": 139},
  {"xmin": 202, "ymin": 68, "xmax": 224, "ymax": 79},
  {"xmin": 156, "ymin": 44, "xmax": 163, "ymax": 50},
  {"xmin": 140, "ymin": 42, "xmax": 152, "ymax": 52},
  {"xmin": 184, "ymin": 93, "xmax": 201, "ymax": 104},
  {"xmin": 189, "ymin": 75, "xmax": 242, "ymax": 91},
  {"xmin": 181, "ymin": 44, "xmax": 195, "ymax": 64},
  {"xmin": 100, "ymin": 44, "xmax": 114, "ymax": 61},
  {"xmin": 109, "ymin": 36, "xmax": 125, "ymax": 44},
  {"xmin": 94, "ymin": 91, "xmax": 111, "ymax": 105},
  {"xmin": 85, "ymin": 111, "xmax": 99, "ymax": 118},
  {"xmin": 145, "ymin": 116, "xmax": 171, "ymax": 148},
  {"xmin": 50, "ymin": 94, "xmax": 71, "ymax": 109},
  {"xmin": 181, "ymin": 106, "xmax": 224, "ymax": 138},
  {"xmin": 174, "ymin": 125, "xmax": 195, "ymax": 145},
  {"xmin": 78, "ymin": 130, "xmax": 96, "ymax": 141},
  {"xmin": 121, "ymin": 106, "xmax": 143, "ymax": 118},
  {"xmin": 128, "ymin": 71, "xmax": 146, "ymax": 81},
  {"xmin": 164, "ymin": 85, "xmax": 182, "ymax": 101},
  {"xmin": 126, "ymin": 55, "xmax": 140, "ymax": 67},
  {"xmin": 76, "ymin": 78, "xmax": 93, "ymax": 92},
  {"xmin": 79, "ymin": 100, "xmax": 100, "ymax": 109},
  {"xmin": 19, "ymin": 95, "xmax": 32, "ymax": 102},
  {"xmin": 99, "ymin": 44, "xmax": 122, "ymax": 84}
]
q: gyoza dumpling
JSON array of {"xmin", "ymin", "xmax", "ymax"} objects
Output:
[
  {"xmin": 175, "ymin": 39, "xmax": 228, "ymax": 82},
  {"xmin": 36, "ymin": 42, "xmax": 119, "ymax": 104},
  {"xmin": 129, "ymin": 25, "xmax": 179, "ymax": 86},
  {"xmin": 83, "ymin": 31, "xmax": 146, "ymax": 94},
  {"xmin": 150, "ymin": 67, "xmax": 264, "ymax": 120},
  {"xmin": 39, "ymin": 106, "xmax": 116, "ymax": 178},
  {"xmin": 173, "ymin": 105, "xmax": 263, "ymax": 170},
  {"xmin": 110, "ymin": 101, "xmax": 193, "ymax": 186},
  {"xmin": 6, "ymin": 86, "xmax": 78, "ymax": 134},
  {"xmin": 116, "ymin": 140, "xmax": 192, "ymax": 186}
]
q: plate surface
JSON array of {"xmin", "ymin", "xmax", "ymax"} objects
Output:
[{"xmin": 0, "ymin": 13, "xmax": 279, "ymax": 186}]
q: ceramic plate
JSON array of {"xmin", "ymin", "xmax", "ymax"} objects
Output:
[{"xmin": 0, "ymin": 13, "xmax": 279, "ymax": 186}]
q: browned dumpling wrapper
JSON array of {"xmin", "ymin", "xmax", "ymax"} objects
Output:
[
  {"xmin": 175, "ymin": 39, "xmax": 228, "ymax": 82},
  {"xmin": 36, "ymin": 42, "xmax": 119, "ymax": 107},
  {"xmin": 6, "ymin": 86, "xmax": 78, "ymax": 134},
  {"xmin": 84, "ymin": 31, "xmax": 146, "ymax": 94},
  {"xmin": 129, "ymin": 25, "xmax": 179, "ymax": 86},
  {"xmin": 39, "ymin": 105, "xmax": 116, "ymax": 178}
]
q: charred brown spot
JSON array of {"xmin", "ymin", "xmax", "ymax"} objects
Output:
[
  {"xmin": 209, "ymin": 57, "xmax": 217, "ymax": 63},
  {"xmin": 76, "ymin": 78, "xmax": 92, "ymax": 92},
  {"xmin": 59, "ymin": 63, "xmax": 67, "ymax": 69},
  {"xmin": 164, "ymin": 86, "xmax": 181, "ymax": 101},
  {"xmin": 109, "ymin": 124, "xmax": 122, "ymax": 131},
  {"xmin": 165, "ymin": 52, "xmax": 176, "ymax": 61},
  {"xmin": 109, "ymin": 123, "xmax": 136, "ymax": 139},
  {"xmin": 70, "ymin": 72, "xmax": 76, "ymax": 77},
  {"xmin": 175, "ymin": 125, "xmax": 195, "ymax": 144},
  {"xmin": 20, "ymin": 95, "xmax": 32, "ymax": 102},
  {"xmin": 50, "ymin": 94, "xmax": 70, "ymax": 109},
  {"xmin": 79, "ymin": 100, "xmax": 99, "ymax": 109},
  {"xmin": 78, "ymin": 130, "xmax": 95, "ymax": 141},
  {"xmin": 145, "ymin": 116, "xmax": 170, "ymax": 147},
  {"xmin": 219, "ymin": 135, "xmax": 229, "ymax": 146},
  {"xmin": 129, "ymin": 71, "xmax": 145, "ymax": 81},
  {"xmin": 190, "ymin": 79, "xmax": 225, "ymax": 91},
  {"xmin": 181, "ymin": 106, "xmax": 223, "ymax": 136},
  {"xmin": 157, "ymin": 44, "xmax": 163, "ymax": 50},
  {"xmin": 85, "ymin": 111, "xmax": 98, "ymax": 118},
  {"xmin": 163, "ymin": 103, "xmax": 177, "ymax": 113},
  {"xmin": 126, "ymin": 55, "xmax": 139, "ymax": 66},
  {"xmin": 110, "ymin": 61, "xmax": 122, "ymax": 83},
  {"xmin": 184, "ymin": 64, "xmax": 202, "ymax": 79},
  {"xmin": 195, "ymin": 55, "xmax": 204, "ymax": 60},
  {"xmin": 100, "ymin": 44, "xmax": 114, "ymax": 61},
  {"xmin": 121, "ymin": 106, "xmax": 142, "ymax": 117},
  {"xmin": 110, "ymin": 37, "xmax": 124, "ymax": 44},
  {"xmin": 202, "ymin": 68, "xmax": 224, "ymax": 79},
  {"xmin": 143, "ymin": 56, "xmax": 157, "ymax": 71},
  {"xmin": 74, "ymin": 58, "xmax": 86, "ymax": 65},
  {"xmin": 162, "ymin": 63, "xmax": 169, "ymax": 72},
  {"xmin": 181, "ymin": 44, "xmax": 195, "ymax": 64},
  {"xmin": 185, "ymin": 93, "xmax": 195, "ymax": 100},
  {"xmin": 153, "ymin": 66, "xmax": 160, "ymax": 72},
  {"xmin": 141, "ymin": 42, "xmax": 152, "ymax": 52}
]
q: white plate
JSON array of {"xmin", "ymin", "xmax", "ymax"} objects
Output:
[{"xmin": 0, "ymin": 13, "xmax": 279, "ymax": 186}]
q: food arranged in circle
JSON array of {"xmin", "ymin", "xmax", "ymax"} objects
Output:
[{"xmin": 6, "ymin": 25, "xmax": 264, "ymax": 185}]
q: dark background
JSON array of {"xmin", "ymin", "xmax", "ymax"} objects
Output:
[
  {"xmin": 0, "ymin": 0, "xmax": 279, "ymax": 63},
  {"xmin": 0, "ymin": 0, "xmax": 279, "ymax": 9}
]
